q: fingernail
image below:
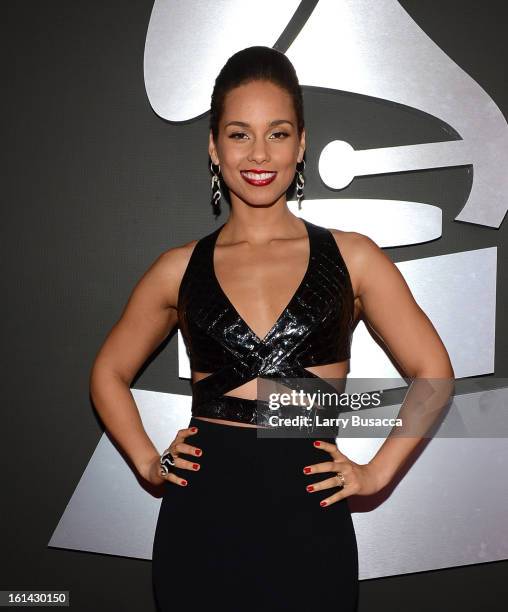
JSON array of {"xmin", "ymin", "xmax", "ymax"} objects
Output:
[
  {"xmin": 306, "ymin": 485, "xmax": 314, "ymax": 492},
  {"xmin": 320, "ymin": 500, "xmax": 327, "ymax": 507},
  {"xmin": 303, "ymin": 467, "xmax": 312, "ymax": 474},
  {"xmin": 192, "ymin": 464, "xmax": 199, "ymax": 470},
  {"xmin": 181, "ymin": 479, "xmax": 188, "ymax": 486},
  {"xmin": 190, "ymin": 427, "xmax": 198, "ymax": 432},
  {"xmin": 314, "ymin": 441, "xmax": 321, "ymax": 447},
  {"xmin": 195, "ymin": 449, "xmax": 202, "ymax": 456}
]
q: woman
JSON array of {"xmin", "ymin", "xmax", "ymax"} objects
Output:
[{"xmin": 90, "ymin": 46, "xmax": 454, "ymax": 611}]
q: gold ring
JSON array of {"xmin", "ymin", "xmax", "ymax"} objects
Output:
[{"xmin": 336, "ymin": 471, "xmax": 346, "ymax": 487}]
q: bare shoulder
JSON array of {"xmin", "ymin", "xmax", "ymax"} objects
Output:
[
  {"xmin": 156, "ymin": 237, "xmax": 199, "ymax": 273},
  {"xmin": 130, "ymin": 240, "xmax": 198, "ymax": 308},
  {"xmin": 327, "ymin": 228, "xmax": 381, "ymax": 260},
  {"xmin": 149, "ymin": 238, "xmax": 200, "ymax": 309},
  {"xmin": 327, "ymin": 229, "xmax": 383, "ymax": 298}
]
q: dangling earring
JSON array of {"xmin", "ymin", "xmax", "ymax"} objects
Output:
[
  {"xmin": 210, "ymin": 160, "xmax": 222, "ymax": 216},
  {"xmin": 296, "ymin": 159, "xmax": 305, "ymax": 210}
]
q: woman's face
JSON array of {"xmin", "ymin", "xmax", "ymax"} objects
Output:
[{"xmin": 209, "ymin": 79, "xmax": 305, "ymax": 209}]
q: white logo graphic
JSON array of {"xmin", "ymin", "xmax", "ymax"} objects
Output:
[{"xmin": 50, "ymin": 1, "xmax": 508, "ymax": 579}]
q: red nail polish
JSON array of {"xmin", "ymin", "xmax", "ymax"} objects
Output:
[
  {"xmin": 320, "ymin": 500, "xmax": 327, "ymax": 507},
  {"xmin": 303, "ymin": 467, "xmax": 312, "ymax": 474},
  {"xmin": 181, "ymin": 479, "xmax": 188, "ymax": 486},
  {"xmin": 195, "ymin": 449, "xmax": 202, "ymax": 456},
  {"xmin": 306, "ymin": 485, "xmax": 314, "ymax": 492},
  {"xmin": 192, "ymin": 464, "xmax": 199, "ymax": 470},
  {"xmin": 190, "ymin": 427, "xmax": 197, "ymax": 432},
  {"xmin": 314, "ymin": 441, "xmax": 321, "ymax": 447}
]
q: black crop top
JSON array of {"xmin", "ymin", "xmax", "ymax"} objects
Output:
[{"xmin": 177, "ymin": 218, "xmax": 355, "ymax": 426}]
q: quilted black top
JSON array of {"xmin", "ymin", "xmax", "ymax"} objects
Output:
[{"xmin": 177, "ymin": 218, "xmax": 354, "ymax": 426}]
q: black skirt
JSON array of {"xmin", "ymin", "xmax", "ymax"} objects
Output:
[{"xmin": 152, "ymin": 415, "xmax": 359, "ymax": 612}]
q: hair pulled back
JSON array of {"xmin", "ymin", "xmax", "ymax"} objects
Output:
[{"xmin": 209, "ymin": 46, "xmax": 304, "ymax": 141}]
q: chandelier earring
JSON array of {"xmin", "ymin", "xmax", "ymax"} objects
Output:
[
  {"xmin": 296, "ymin": 159, "xmax": 306, "ymax": 210},
  {"xmin": 210, "ymin": 160, "xmax": 222, "ymax": 216}
]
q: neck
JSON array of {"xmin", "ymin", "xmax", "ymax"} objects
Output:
[{"xmin": 220, "ymin": 195, "xmax": 305, "ymax": 245}]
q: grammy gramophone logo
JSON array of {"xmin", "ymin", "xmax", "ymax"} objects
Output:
[
  {"xmin": 49, "ymin": 0, "xmax": 508, "ymax": 579},
  {"xmin": 144, "ymin": 0, "xmax": 507, "ymax": 384}
]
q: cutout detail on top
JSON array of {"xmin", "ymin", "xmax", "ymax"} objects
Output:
[{"xmin": 191, "ymin": 359, "xmax": 349, "ymax": 402}]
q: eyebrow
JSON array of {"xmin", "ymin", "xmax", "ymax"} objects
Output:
[{"xmin": 224, "ymin": 119, "xmax": 294, "ymax": 128}]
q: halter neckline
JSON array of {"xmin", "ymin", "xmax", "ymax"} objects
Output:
[{"xmin": 209, "ymin": 218, "xmax": 314, "ymax": 345}]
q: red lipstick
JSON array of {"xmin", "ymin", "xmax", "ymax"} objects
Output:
[{"xmin": 240, "ymin": 169, "xmax": 277, "ymax": 186}]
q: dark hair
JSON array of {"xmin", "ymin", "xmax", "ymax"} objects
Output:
[{"xmin": 209, "ymin": 46, "xmax": 304, "ymax": 141}]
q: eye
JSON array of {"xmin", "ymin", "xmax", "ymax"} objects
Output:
[
  {"xmin": 228, "ymin": 132, "xmax": 248, "ymax": 140},
  {"xmin": 270, "ymin": 131, "xmax": 290, "ymax": 139},
  {"xmin": 228, "ymin": 131, "xmax": 290, "ymax": 140}
]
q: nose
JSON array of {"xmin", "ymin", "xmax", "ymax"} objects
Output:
[{"xmin": 247, "ymin": 138, "xmax": 270, "ymax": 165}]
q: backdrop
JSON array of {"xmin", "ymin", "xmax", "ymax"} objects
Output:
[{"xmin": 3, "ymin": 1, "xmax": 508, "ymax": 610}]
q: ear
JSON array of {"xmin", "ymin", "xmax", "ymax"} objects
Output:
[
  {"xmin": 209, "ymin": 130, "xmax": 219, "ymax": 165},
  {"xmin": 297, "ymin": 128, "xmax": 306, "ymax": 163}
]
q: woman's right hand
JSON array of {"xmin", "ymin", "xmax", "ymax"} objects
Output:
[{"xmin": 145, "ymin": 425, "xmax": 203, "ymax": 487}]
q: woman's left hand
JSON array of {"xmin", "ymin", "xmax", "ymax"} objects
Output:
[{"xmin": 302, "ymin": 440, "xmax": 384, "ymax": 507}]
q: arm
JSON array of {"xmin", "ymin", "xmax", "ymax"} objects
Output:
[
  {"xmin": 89, "ymin": 243, "xmax": 194, "ymax": 482},
  {"xmin": 347, "ymin": 233, "xmax": 455, "ymax": 489}
]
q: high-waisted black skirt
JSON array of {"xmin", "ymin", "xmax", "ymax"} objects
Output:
[{"xmin": 152, "ymin": 415, "xmax": 359, "ymax": 612}]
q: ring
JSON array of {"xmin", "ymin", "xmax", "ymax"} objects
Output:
[
  {"xmin": 160, "ymin": 448, "xmax": 176, "ymax": 475},
  {"xmin": 336, "ymin": 471, "xmax": 346, "ymax": 488}
]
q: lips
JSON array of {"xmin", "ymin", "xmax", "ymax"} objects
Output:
[{"xmin": 240, "ymin": 170, "xmax": 277, "ymax": 186}]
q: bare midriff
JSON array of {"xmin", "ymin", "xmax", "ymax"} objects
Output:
[{"xmin": 191, "ymin": 360, "xmax": 349, "ymax": 428}]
